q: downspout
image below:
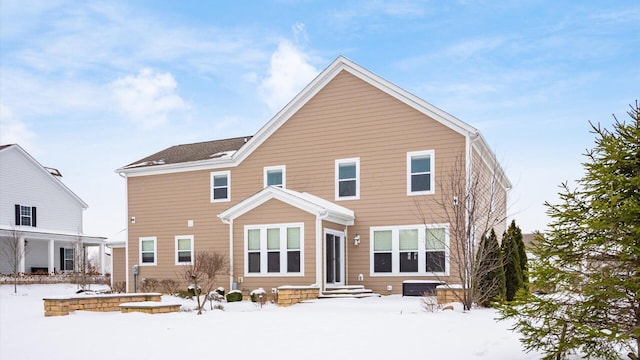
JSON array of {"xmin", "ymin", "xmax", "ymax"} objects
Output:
[{"xmin": 220, "ymin": 216, "xmax": 234, "ymax": 292}]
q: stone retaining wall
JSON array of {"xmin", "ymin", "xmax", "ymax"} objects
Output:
[
  {"xmin": 119, "ymin": 302, "xmax": 181, "ymax": 314},
  {"xmin": 436, "ymin": 285, "xmax": 464, "ymax": 304},
  {"xmin": 43, "ymin": 293, "xmax": 161, "ymax": 316},
  {"xmin": 277, "ymin": 286, "xmax": 319, "ymax": 307}
]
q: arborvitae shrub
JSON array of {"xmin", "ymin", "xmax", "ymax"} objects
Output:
[{"xmin": 226, "ymin": 291, "xmax": 243, "ymax": 302}]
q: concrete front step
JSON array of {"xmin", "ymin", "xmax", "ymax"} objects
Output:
[
  {"xmin": 318, "ymin": 292, "xmax": 381, "ymax": 299},
  {"xmin": 320, "ymin": 285, "xmax": 379, "ymax": 298}
]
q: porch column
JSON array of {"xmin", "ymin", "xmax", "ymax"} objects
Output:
[
  {"xmin": 48, "ymin": 239, "xmax": 55, "ymax": 274},
  {"xmin": 18, "ymin": 236, "xmax": 26, "ymax": 273},
  {"xmin": 98, "ymin": 243, "xmax": 105, "ymax": 274}
]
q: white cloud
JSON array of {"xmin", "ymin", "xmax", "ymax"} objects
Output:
[
  {"xmin": 0, "ymin": 103, "xmax": 37, "ymax": 150},
  {"xmin": 259, "ymin": 40, "xmax": 318, "ymax": 112},
  {"xmin": 111, "ymin": 69, "xmax": 188, "ymax": 129}
]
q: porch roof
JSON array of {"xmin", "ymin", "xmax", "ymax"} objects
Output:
[
  {"xmin": 218, "ymin": 187, "xmax": 355, "ymax": 226},
  {"xmin": 0, "ymin": 226, "xmax": 106, "ymax": 245}
]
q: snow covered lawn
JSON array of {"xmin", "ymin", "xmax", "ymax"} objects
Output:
[{"xmin": 1, "ymin": 284, "xmax": 556, "ymax": 359}]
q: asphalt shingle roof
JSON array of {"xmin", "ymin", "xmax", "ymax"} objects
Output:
[{"xmin": 124, "ymin": 136, "xmax": 252, "ymax": 168}]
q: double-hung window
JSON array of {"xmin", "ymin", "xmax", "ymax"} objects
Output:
[
  {"xmin": 407, "ymin": 150, "xmax": 434, "ymax": 195},
  {"xmin": 370, "ymin": 224, "xmax": 448, "ymax": 276},
  {"xmin": 264, "ymin": 165, "xmax": 286, "ymax": 188},
  {"xmin": 140, "ymin": 237, "xmax": 157, "ymax": 266},
  {"xmin": 175, "ymin": 235, "xmax": 194, "ymax": 265},
  {"xmin": 211, "ymin": 170, "xmax": 231, "ymax": 202},
  {"xmin": 61, "ymin": 248, "xmax": 74, "ymax": 271},
  {"xmin": 335, "ymin": 158, "xmax": 360, "ymax": 200},
  {"xmin": 14, "ymin": 204, "xmax": 36, "ymax": 227},
  {"xmin": 245, "ymin": 223, "xmax": 303, "ymax": 276}
]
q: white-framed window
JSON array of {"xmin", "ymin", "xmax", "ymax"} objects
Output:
[
  {"xmin": 175, "ymin": 235, "xmax": 194, "ymax": 265},
  {"xmin": 15, "ymin": 204, "xmax": 36, "ymax": 227},
  {"xmin": 335, "ymin": 157, "xmax": 360, "ymax": 200},
  {"xmin": 264, "ymin": 165, "xmax": 286, "ymax": 188},
  {"xmin": 211, "ymin": 170, "xmax": 231, "ymax": 202},
  {"xmin": 407, "ymin": 150, "xmax": 435, "ymax": 195},
  {"xmin": 370, "ymin": 224, "xmax": 449, "ymax": 276},
  {"xmin": 244, "ymin": 223, "xmax": 304, "ymax": 276},
  {"xmin": 61, "ymin": 248, "xmax": 75, "ymax": 271},
  {"xmin": 139, "ymin": 237, "xmax": 157, "ymax": 266}
]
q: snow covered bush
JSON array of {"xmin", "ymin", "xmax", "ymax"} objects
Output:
[
  {"xmin": 250, "ymin": 288, "xmax": 266, "ymax": 303},
  {"xmin": 226, "ymin": 290, "xmax": 242, "ymax": 302}
]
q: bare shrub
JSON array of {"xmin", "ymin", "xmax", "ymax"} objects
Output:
[
  {"xmin": 421, "ymin": 295, "xmax": 441, "ymax": 313},
  {"xmin": 139, "ymin": 278, "xmax": 160, "ymax": 292},
  {"xmin": 111, "ymin": 281, "xmax": 126, "ymax": 293},
  {"xmin": 182, "ymin": 251, "xmax": 228, "ymax": 315},
  {"xmin": 160, "ymin": 279, "xmax": 180, "ymax": 295}
]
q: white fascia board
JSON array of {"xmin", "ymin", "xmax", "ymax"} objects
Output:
[
  {"xmin": 0, "ymin": 226, "xmax": 106, "ymax": 244},
  {"xmin": 218, "ymin": 187, "xmax": 355, "ymax": 226},
  {"xmin": 4, "ymin": 144, "xmax": 89, "ymax": 209},
  {"xmin": 116, "ymin": 157, "xmax": 237, "ymax": 177},
  {"xmin": 218, "ymin": 187, "xmax": 324, "ymax": 222}
]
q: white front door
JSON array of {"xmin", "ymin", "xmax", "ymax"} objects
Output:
[{"xmin": 325, "ymin": 230, "xmax": 345, "ymax": 287}]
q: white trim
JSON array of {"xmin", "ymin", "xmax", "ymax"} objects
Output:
[
  {"xmin": 335, "ymin": 157, "xmax": 360, "ymax": 201},
  {"xmin": 243, "ymin": 222, "xmax": 304, "ymax": 277},
  {"xmin": 407, "ymin": 150, "xmax": 435, "ymax": 196},
  {"xmin": 210, "ymin": 170, "xmax": 231, "ymax": 203},
  {"xmin": 174, "ymin": 235, "xmax": 194, "ymax": 265},
  {"xmin": 369, "ymin": 224, "xmax": 449, "ymax": 277},
  {"xmin": 139, "ymin": 236, "xmax": 157, "ymax": 266},
  {"xmin": 263, "ymin": 165, "xmax": 286, "ymax": 188},
  {"xmin": 218, "ymin": 187, "xmax": 354, "ymax": 226}
]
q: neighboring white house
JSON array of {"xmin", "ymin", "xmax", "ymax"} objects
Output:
[{"xmin": 0, "ymin": 144, "xmax": 106, "ymax": 275}]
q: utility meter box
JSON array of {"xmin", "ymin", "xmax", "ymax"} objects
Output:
[{"xmin": 132, "ymin": 265, "xmax": 139, "ymax": 275}]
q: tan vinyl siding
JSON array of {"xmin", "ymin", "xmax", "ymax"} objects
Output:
[
  {"xmin": 111, "ymin": 248, "xmax": 126, "ymax": 286},
  {"xmin": 125, "ymin": 69, "xmax": 480, "ymax": 294},
  {"xmin": 127, "ymin": 170, "xmax": 232, "ymax": 289}
]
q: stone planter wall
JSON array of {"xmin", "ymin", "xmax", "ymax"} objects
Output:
[
  {"xmin": 276, "ymin": 286, "xmax": 319, "ymax": 307},
  {"xmin": 43, "ymin": 293, "xmax": 161, "ymax": 316}
]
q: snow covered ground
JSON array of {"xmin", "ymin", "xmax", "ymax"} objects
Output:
[{"xmin": 0, "ymin": 284, "xmax": 576, "ymax": 360}]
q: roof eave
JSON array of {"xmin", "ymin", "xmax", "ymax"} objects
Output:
[{"xmin": 116, "ymin": 156, "xmax": 237, "ymax": 177}]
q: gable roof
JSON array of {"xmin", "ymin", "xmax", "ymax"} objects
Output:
[
  {"xmin": 218, "ymin": 186, "xmax": 355, "ymax": 226},
  {"xmin": 117, "ymin": 56, "xmax": 509, "ymax": 190},
  {"xmin": 0, "ymin": 144, "xmax": 88, "ymax": 209}
]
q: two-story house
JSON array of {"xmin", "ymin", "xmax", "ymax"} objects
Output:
[
  {"xmin": 0, "ymin": 144, "xmax": 106, "ymax": 275},
  {"xmin": 116, "ymin": 56, "xmax": 510, "ymax": 296}
]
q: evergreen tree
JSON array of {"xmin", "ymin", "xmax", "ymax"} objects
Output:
[
  {"xmin": 512, "ymin": 221, "xmax": 528, "ymax": 285},
  {"xmin": 502, "ymin": 223, "xmax": 523, "ymax": 301},
  {"xmin": 499, "ymin": 101, "xmax": 640, "ymax": 360},
  {"xmin": 476, "ymin": 228, "xmax": 505, "ymax": 307}
]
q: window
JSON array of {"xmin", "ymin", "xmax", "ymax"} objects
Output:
[
  {"xmin": 245, "ymin": 223, "xmax": 304, "ymax": 276},
  {"xmin": 211, "ymin": 171, "xmax": 230, "ymax": 202},
  {"xmin": 14, "ymin": 204, "xmax": 36, "ymax": 227},
  {"xmin": 175, "ymin": 235, "xmax": 194, "ymax": 265},
  {"xmin": 407, "ymin": 150, "xmax": 435, "ymax": 195},
  {"xmin": 426, "ymin": 228, "xmax": 446, "ymax": 272},
  {"xmin": 335, "ymin": 158, "xmax": 360, "ymax": 200},
  {"xmin": 140, "ymin": 237, "xmax": 157, "ymax": 265},
  {"xmin": 373, "ymin": 230, "xmax": 392, "ymax": 273},
  {"xmin": 370, "ymin": 224, "xmax": 448, "ymax": 276},
  {"xmin": 60, "ymin": 248, "xmax": 74, "ymax": 271},
  {"xmin": 264, "ymin": 165, "xmax": 286, "ymax": 188}
]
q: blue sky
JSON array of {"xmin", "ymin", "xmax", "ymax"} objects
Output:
[{"xmin": 1, "ymin": 0, "xmax": 638, "ymax": 239}]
